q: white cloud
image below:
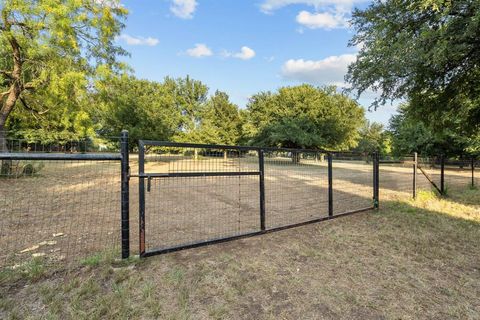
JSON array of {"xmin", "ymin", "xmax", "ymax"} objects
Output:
[
  {"xmin": 223, "ymin": 46, "xmax": 256, "ymax": 60},
  {"xmin": 234, "ymin": 46, "xmax": 256, "ymax": 60},
  {"xmin": 296, "ymin": 10, "xmax": 348, "ymax": 29},
  {"xmin": 260, "ymin": 0, "xmax": 366, "ymax": 30},
  {"xmin": 185, "ymin": 43, "xmax": 212, "ymax": 57},
  {"xmin": 260, "ymin": 0, "xmax": 363, "ymax": 13},
  {"xmin": 117, "ymin": 34, "xmax": 159, "ymax": 46},
  {"xmin": 170, "ymin": 0, "xmax": 198, "ymax": 19},
  {"xmin": 281, "ymin": 54, "xmax": 356, "ymax": 87}
]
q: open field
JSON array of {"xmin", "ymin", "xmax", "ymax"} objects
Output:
[
  {"xmin": 0, "ymin": 154, "xmax": 477, "ymax": 266},
  {"xmin": 1, "ymin": 188, "xmax": 479, "ymax": 319}
]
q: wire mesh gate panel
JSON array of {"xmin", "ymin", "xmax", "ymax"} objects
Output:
[
  {"xmin": 137, "ymin": 141, "xmax": 262, "ymax": 256},
  {"xmin": 263, "ymin": 150, "xmax": 329, "ymax": 228},
  {"xmin": 137, "ymin": 141, "xmax": 378, "ymax": 257}
]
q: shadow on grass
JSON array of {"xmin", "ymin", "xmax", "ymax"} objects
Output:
[{"xmin": 1, "ymin": 187, "xmax": 479, "ymax": 319}]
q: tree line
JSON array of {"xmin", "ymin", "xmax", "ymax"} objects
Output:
[{"xmin": 1, "ymin": 0, "xmax": 479, "ymax": 157}]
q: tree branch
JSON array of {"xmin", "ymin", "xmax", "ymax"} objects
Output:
[
  {"xmin": 20, "ymin": 96, "xmax": 49, "ymax": 115},
  {"xmin": 0, "ymin": 70, "xmax": 13, "ymax": 79}
]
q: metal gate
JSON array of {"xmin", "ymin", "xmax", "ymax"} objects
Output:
[
  {"xmin": 136, "ymin": 140, "xmax": 379, "ymax": 258},
  {"xmin": 137, "ymin": 140, "xmax": 263, "ymax": 257}
]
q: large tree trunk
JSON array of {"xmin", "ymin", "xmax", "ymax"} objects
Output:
[
  {"xmin": 1, "ymin": 32, "xmax": 23, "ymax": 175},
  {"xmin": 0, "ymin": 122, "xmax": 11, "ymax": 175},
  {"xmin": 0, "ymin": 123, "xmax": 7, "ymax": 152},
  {"xmin": 0, "ymin": 30, "xmax": 23, "ymax": 152}
]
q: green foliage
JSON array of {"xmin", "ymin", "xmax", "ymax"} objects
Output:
[
  {"xmin": 388, "ymin": 104, "xmax": 478, "ymax": 156},
  {"xmin": 94, "ymin": 74, "xmax": 182, "ymax": 146},
  {"xmin": 1, "ymin": 0, "xmax": 128, "ymax": 145},
  {"xmin": 347, "ymin": 0, "xmax": 480, "ymax": 137},
  {"xmin": 166, "ymin": 76, "xmax": 209, "ymax": 143},
  {"xmin": 194, "ymin": 90, "xmax": 242, "ymax": 145},
  {"xmin": 244, "ymin": 85, "xmax": 365, "ymax": 150},
  {"xmin": 95, "ymin": 75, "xmax": 243, "ymax": 147},
  {"xmin": 354, "ymin": 121, "xmax": 391, "ymax": 155}
]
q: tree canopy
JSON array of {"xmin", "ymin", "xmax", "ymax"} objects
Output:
[
  {"xmin": 388, "ymin": 104, "xmax": 480, "ymax": 156},
  {"xmin": 94, "ymin": 74, "xmax": 182, "ymax": 146},
  {"xmin": 0, "ymin": 0, "xmax": 127, "ymax": 149},
  {"xmin": 244, "ymin": 85, "xmax": 365, "ymax": 150},
  {"xmin": 354, "ymin": 121, "xmax": 391, "ymax": 156},
  {"xmin": 346, "ymin": 0, "xmax": 480, "ymax": 137}
]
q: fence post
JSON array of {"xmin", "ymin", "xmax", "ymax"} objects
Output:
[
  {"xmin": 138, "ymin": 141, "xmax": 146, "ymax": 256},
  {"xmin": 120, "ymin": 130, "xmax": 130, "ymax": 259},
  {"xmin": 258, "ymin": 149, "xmax": 266, "ymax": 230},
  {"xmin": 373, "ymin": 152, "xmax": 379, "ymax": 209},
  {"xmin": 327, "ymin": 153, "xmax": 333, "ymax": 217},
  {"xmin": 440, "ymin": 154, "xmax": 445, "ymax": 195},
  {"xmin": 472, "ymin": 157, "xmax": 475, "ymax": 188},
  {"xmin": 413, "ymin": 152, "xmax": 417, "ymax": 199}
]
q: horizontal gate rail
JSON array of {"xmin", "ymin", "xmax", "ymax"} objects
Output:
[
  {"xmin": 142, "ymin": 206, "xmax": 373, "ymax": 257},
  {"xmin": 132, "ymin": 171, "xmax": 260, "ymax": 178},
  {"xmin": 140, "ymin": 140, "xmax": 259, "ymax": 151},
  {"xmin": 0, "ymin": 152, "xmax": 122, "ymax": 161}
]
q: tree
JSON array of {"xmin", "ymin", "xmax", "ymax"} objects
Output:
[
  {"xmin": 165, "ymin": 76, "xmax": 209, "ymax": 143},
  {"xmin": 388, "ymin": 104, "xmax": 478, "ymax": 157},
  {"xmin": 0, "ymin": 0, "xmax": 127, "ymax": 151},
  {"xmin": 244, "ymin": 85, "xmax": 365, "ymax": 151},
  {"xmin": 94, "ymin": 74, "xmax": 182, "ymax": 148},
  {"xmin": 196, "ymin": 90, "xmax": 242, "ymax": 145},
  {"xmin": 346, "ymin": 0, "xmax": 480, "ymax": 136},
  {"xmin": 354, "ymin": 121, "xmax": 391, "ymax": 156}
]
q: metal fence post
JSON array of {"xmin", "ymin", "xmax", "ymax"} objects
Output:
[
  {"xmin": 258, "ymin": 149, "xmax": 266, "ymax": 230},
  {"xmin": 138, "ymin": 141, "xmax": 146, "ymax": 256},
  {"xmin": 373, "ymin": 152, "xmax": 379, "ymax": 209},
  {"xmin": 413, "ymin": 152, "xmax": 417, "ymax": 199},
  {"xmin": 327, "ymin": 153, "xmax": 333, "ymax": 216},
  {"xmin": 440, "ymin": 154, "xmax": 445, "ymax": 195},
  {"xmin": 472, "ymin": 157, "xmax": 475, "ymax": 188},
  {"xmin": 120, "ymin": 130, "xmax": 130, "ymax": 259}
]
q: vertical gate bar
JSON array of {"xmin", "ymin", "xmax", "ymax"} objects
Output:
[
  {"xmin": 377, "ymin": 152, "xmax": 380, "ymax": 207},
  {"xmin": 472, "ymin": 157, "xmax": 475, "ymax": 188},
  {"xmin": 258, "ymin": 149, "xmax": 266, "ymax": 230},
  {"xmin": 120, "ymin": 130, "xmax": 130, "ymax": 259},
  {"xmin": 372, "ymin": 152, "xmax": 376, "ymax": 206},
  {"xmin": 327, "ymin": 153, "xmax": 333, "ymax": 216},
  {"xmin": 373, "ymin": 152, "xmax": 379, "ymax": 209},
  {"xmin": 440, "ymin": 154, "xmax": 445, "ymax": 195},
  {"xmin": 413, "ymin": 152, "xmax": 417, "ymax": 199},
  {"xmin": 138, "ymin": 141, "xmax": 146, "ymax": 256}
]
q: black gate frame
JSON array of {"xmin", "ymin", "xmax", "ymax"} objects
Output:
[{"xmin": 136, "ymin": 140, "xmax": 380, "ymax": 258}]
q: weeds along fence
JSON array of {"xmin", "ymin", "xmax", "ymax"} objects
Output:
[{"xmin": 0, "ymin": 130, "xmax": 478, "ymax": 268}]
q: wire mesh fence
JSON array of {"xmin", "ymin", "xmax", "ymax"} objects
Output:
[
  {"xmin": 264, "ymin": 150, "xmax": 329, "ymax": 229},
  {"xmin": 1, "ymin": 131, "xmax": 478, "ymax": 268},
  {"xmin": 140, "ymin": 145, "xmax": 260, "ymax": 253},
  {"xmin": 331, "ymin": 152, "xmax": 374, "ymax": 214},
  {"xmin": 443, "ymin": 157, "xmax": 476, "ymax": 192},
  {"xmin": 0, "ymin": 156, "xmax": 122, "ymax": 268},
  {"xmin": 1, "ymin": 133, "xmax": 121, "ymax": 154},
  {"xmin": 137, "ymin": 142, "xmax": 378, "ymax": 257}
]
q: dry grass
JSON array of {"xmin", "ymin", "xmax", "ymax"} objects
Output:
[{"xmin": 1, "ymin": 187, "xmax": 479, "ymax": 319}]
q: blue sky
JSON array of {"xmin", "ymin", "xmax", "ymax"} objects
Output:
[{"xmin": 117, "ymin": 0, "xmax": 398, "ymax": 125}]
